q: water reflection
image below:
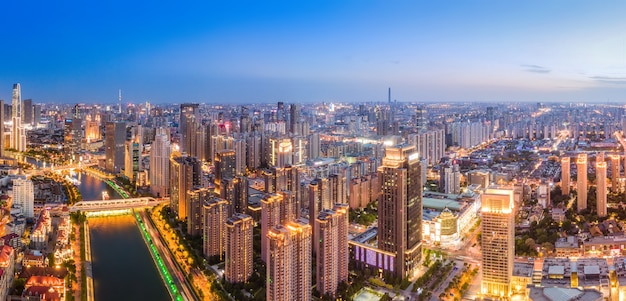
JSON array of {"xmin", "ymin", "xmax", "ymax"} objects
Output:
[{"xmin": 89, "ymin": 216, "xmax": 170, "ymax": 301}]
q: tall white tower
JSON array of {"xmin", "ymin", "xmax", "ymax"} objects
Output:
[{"xmin": 11, "ymin": 83, "xmax": 26, "ymax": 152}]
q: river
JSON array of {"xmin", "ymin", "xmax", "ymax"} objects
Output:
[{"xmin": 25, "ymin": 157, "xmax": 170, "ymax": 300}]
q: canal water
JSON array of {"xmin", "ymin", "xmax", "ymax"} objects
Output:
[
  {"xmin": 89, "ymin": 215, "xmax": 170, "ymax": 301},
  {"xmin": 25, "ymin": 157, "xmax": 170, "ymax": 300},
  {"xmin": 79, "ymin": 172, "xmax": 170, "ymax": 301}
]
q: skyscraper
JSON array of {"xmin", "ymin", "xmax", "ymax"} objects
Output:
[
  {"xmin": 440, "ymin": 162, "xmax": 461, "ymax": 194},
  {"xmin": 149, "ymin": 132, "xmax": 171, "ymax": 197},
  {"xmin": 261, "ymin": 193, "xmax": 283, "ymax": 263},
  {"xmin": 377, "ymin": 144, "xmax": 422, "ymax": 278},
  {"xmin": 203, "ymin": 197, "xmax": 228, "ymax": 260},
  {"xmin": 169, "ymin": 155, "xmax": 201, "ymax": 220},
  {"xmin": 610, "ymin": 154, "xmax": 620, "ymax": 192},
  {"xmin": 215, "ymin": 149, "xmax": 236, "ymax": 190},
  {"xmin": 187, "ymin": 188, "xmax": 210, "ymax": 236},
  {"xmin": 561, "ymin": 157, "xmax": 570, "ymax": 196},
  {"xmin": 105, "ymin": 121, "xmax": 126, "ymax": 173},
  {"xmin": 10, "ymin": 84, "xmax": 26, "ymax": 152},
  {"xmin": 179, "ymin": 103, "xmax": 199, "ymax": 154},
  {"xmin": 22, "ymin": 98, "xmax": 33, "ymax": 126},
  {"xmin": 219, "ymin": 176, "xmax": 248, "ymax": 215},
  {"xmin": 12, "ymin": 176, "xmax": 34, "ymax": 218},
  {"xmin": 577, "ymin": 153, "xmax": 588, "ymax": 212},
  {"xmin": 225, "ymin": 213, "xmax": 254, "ymax": 284},
  {"xmin": 316, "ymin": 204, "xmax": 349, "ymax": 298},
  {"xmin": 481, "ymin": 187, "xmax": 514, "ymax": 299},
  {"xmin": 0, "ymin": 99, "xmax": 4, "ymax": 158},
  {"xmin": 597, "ymin": 161, "xmax": 607, "ymax": 217},
  {"xmin": 124, "ymin": 141, "xmax": 140, "ymax": 181},
  {"xmin": 289, "ymin": 104, "xmax": 299, "ymax": 134},
  {"xmin": 267, "ymin": 219, "xmax": 312, "ymax": 301}
]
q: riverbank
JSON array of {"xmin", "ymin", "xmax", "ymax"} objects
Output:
[
  {"xmin": 84, "ymin": 222, "xmax": 94, "ymax": 301},
  {"xmin": 134, "ymin": 211, "xmax": 184, "ymax": 301}
]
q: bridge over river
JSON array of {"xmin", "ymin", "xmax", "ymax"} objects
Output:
[{"xmin": 70, "ymin": 197, "xmax": 169, "ymax": 213}]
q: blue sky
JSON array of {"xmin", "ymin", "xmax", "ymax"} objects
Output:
[{"xmin": 2, "ymin": 1, "xmax": 626, "ymax": 104}]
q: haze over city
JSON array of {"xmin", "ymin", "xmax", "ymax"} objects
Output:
[{"xmin": 3, "ymin": 1, "xmax": 626, "ymax": 103}]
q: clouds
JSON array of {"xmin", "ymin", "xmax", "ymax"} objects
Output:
[
  {"xmin": 589, "ymin": 75, "xmax": 626, "ymax": 84},
  {"xmin": 521, "ymin": 64, "xmax": 551, "ymax": 74}
]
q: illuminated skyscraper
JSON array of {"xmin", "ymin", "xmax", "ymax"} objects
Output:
[
  {"xmin": 270, "ymin": 138, "xmax": 293, "ymax": 168},
  {"xmin": 124, "ymin": 141, "xmax": 140, "ymax": 181},
  {"xmin": 105, "ymin": 121, "xmax": 126, "ymax": 173},
  {"xmin": 170, "ymin": 155, "xmax": 201, "ymax": 220},
  {"xmin": 597, "ymin": 161, "xmax": 607, "ymax": 217},
  {"xmin": 561, "ymin": 157, "xmax": 570, "ymax": 196},
  {"xmin": 377, "ymin": 144, "xmax": 422, "ymax": 278},
  {"xmin": 203, "ymin": 197, "xmax": 228, "ymax": 259},
  {"xmin": 225, "ymin": 213, "xmax": 254, "ymax": 284},
  {"xmin": 0, "ymin": 99, "xmax": 4, "ymax": 158},
  {"xmin": 215, "ymin": 149, "xmax": 236, "ymax": 190},
  {"xmin": 261, "ymin": 193, "xmax": 283, "ymax": 263},
  {"xmin": 316, "ymin": 204, "xmax": 349, "ymax": 298},
  {"xmin": 187, "ymin": 188, "xmax": 210, "ymax": 236},
  {"xmin": 481, "ymin": 187, "xmax": 514, "ymax": 299},
  {"xmin": 10, "ymin": 84, "xmax": 26, "ymax": 152},
  {"xmin": 179, "ymin": 103, "xmax": 199, "ymax": 154},
  {"xmin": 610, "ymin": 154, "xmax": 620, "ymax": 192},
  {"xmin": 149, "ymin": 132, "xmax": 171, "ymax": 197},
  {"xmin": 577, "ymin": 154, "xmax": 588, "ymax": 212},
  {"xmin": 266, "ymin": 219, "xmax": 311, "ymax": 301}
]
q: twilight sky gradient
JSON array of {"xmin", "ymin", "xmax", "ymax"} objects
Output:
[{"xmin": 2, "ymin": 1, "xmax": 626, "ymax": 104}]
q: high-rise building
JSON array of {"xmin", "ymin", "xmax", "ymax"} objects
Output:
[
  {"xmin": 225, "ymin": 213, "xmax": 254, "ymax": 284},
  {"xmin": 308, "ymin": 132, "xmax": 320, "ymax": 160},
  {"xmin": 0, "ymin": 99, "xmax": 4, "ymax": 158},
  {"xmin": 12, "ymin": 177, "xmax": 34, "ymax": 218},
  {"xmin": 377, "ymin": 144, "xmax": 422, "ymax": 278},
  {"xmin": 289, "ymin": 104, "xmax": 299, "ymax": 134},
  {"xmin": 610, "ymin": 154, "xmax": 620, "ymax": 192},
  {"xmin": 219, "ymin": 176, "xmax": 248, "ymax": 215},
  {"xmin": 124, "ymin": 141, "xmax": 140, "ymax": 181},
  {"xmin": 266, "ymin": 219, "xmax": 312, "ymax": 301},
  {"xmin": 22, "ymin": 98, "xmax": 33, "ymax": 126},
  {"xmin": 270, "ymin": 138, "xmax": 293, "ymax": 168},
  {"xmin": 149, "ymin": 132, "xmax": 171, "ymax": 197},
  {"xmin": 561, "ymin": 157, "xmax": 570, "ymax": 196},
  {"xmin": 597, "ymin": 161, "xmax": 607, "ymax": 217},
  {"xmin": 187, "ymin": 188, "xmax": 210, "ymax": 236},
  {"xmin": 481, "ymin": 187, "xmax": 515, "ymax": 299},
  {"xmin": 105, "ymin": 121, "xmax": 126, "ymax": 173},
  {"xmin": 203, "ymin": 197, "xmax": 228, "ymax": 259},
  {"xmin": 261, "ymin": 193, "xmax": 283, "ymax": 263},
  {"xmin": 10, "ymin": 84, "xmax": 26, "ymax": 152},
  {"xmin": 409, "ymin": 129, "xmax": 445, "ymax": 166},
  {"xmin": 577, "ymin": 154, "xmax": 588, "ymax": 212},
  {"xmin": 316, "ymin": 204, "xmax": 349, "ymax": 297},
  {"xmin": 179, "ymin": 103, "xmax": 199, "ymax": 154},
  {"xmin": 328, "ymin": 173, "xmax": 347, "ymax": 205},
  {"xmin": 440, "ymin": 162, "xmax": 461, "ymax": 194},
  {"xmin": 170, "ymin": 155, "xmax": 201, "ymax": 220},
  {"xmin": 33, "ymin": 104, "xmax": 41, "ymax": 126},
  {"xmin": 215, "ymin": 149, "xmax": 236, "ymax": 190}
]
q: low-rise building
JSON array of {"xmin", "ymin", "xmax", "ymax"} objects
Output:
[{"xmin": 555, "ymin": 236, "xmax": 581, "ymax": 258}]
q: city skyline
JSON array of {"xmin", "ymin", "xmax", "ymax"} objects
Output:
[{"xmin": 2, "ymin": 1, "xmax": 626, "ymax": 104}]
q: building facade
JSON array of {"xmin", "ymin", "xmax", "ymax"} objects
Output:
[
  {"xmin": 481, "ymin": 187, "xmax": 515, "ymax": 299},
  {"xmin": 225, "ymin": 213, "xmax": 254, "ymax": 283},
  {"xmin": 377, "ymin": 144, "xmax": 422, "ymax": 279}
]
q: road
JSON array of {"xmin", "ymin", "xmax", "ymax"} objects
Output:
[
  {"xmin": 430, "ymin": 261, "xmax": 462, "ymax": 301},
  {"xmin": 138, "ymin": 211, "xmax": 199, "ymax": 301}
]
